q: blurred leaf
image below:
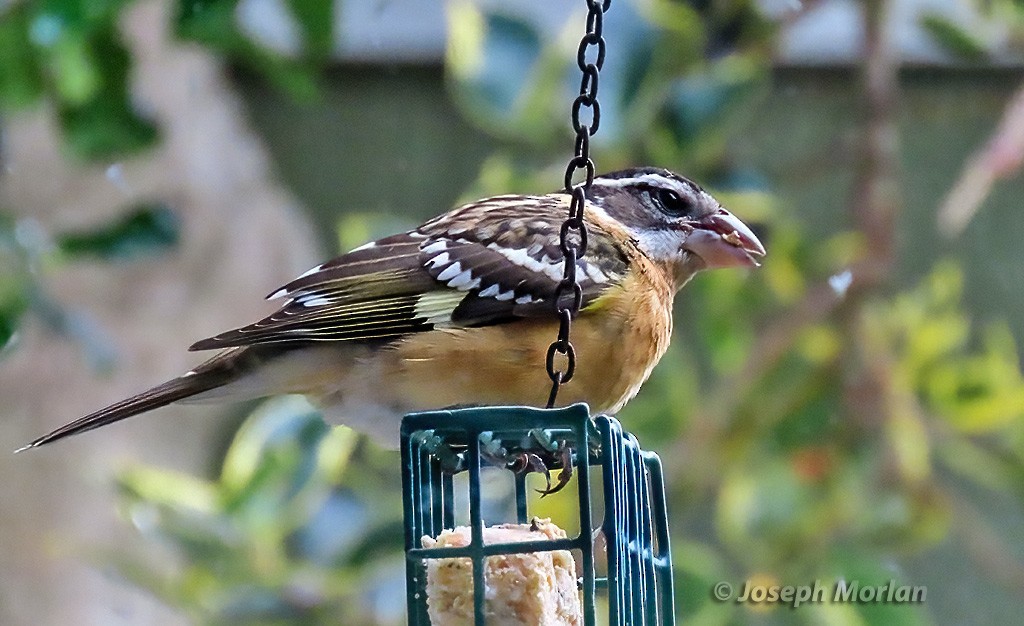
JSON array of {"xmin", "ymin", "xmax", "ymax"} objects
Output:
[
  {"xmin": 661, "ymin": 56, "xmax": 764, "ymax": 150},
  {"xmin": 938, "ymin": 436, "xmax": 1024, "ymax": 496},
  {"xmin": 175, "ymin": 0, "xmax": 318, "ymax": 98},
  {"xmin": 886, "ymin": 398, "xmax": 932, "ymax": 484},
  {"xmin": 924, "ymin": 323, "xmax": 1024, "ymax": 432},
  {"xmin": 875, "ymin": 262, "xmax": 1024, "ymax": 434},
  {"xmin": 621, "ymin": 340, "xmax": 700, "ymax": 442},
  {"xmin": 857, "ymin": 485, "xmax": 950, "ymax": 550},
  {"xmin": 60, "ymin": 98, "xmax": 159, "ymax": 159},
  {"xmin": 214, "ymin": 586, "xmax": 307, "ymax": 621},
  {"xmin": 113, "ymin": 396, "xmax": 398, "ymax": 624},
  {"xmin": 0, "ymin": 214, "xmax": 30, "ymax": 354},
  {"xmin": 340, "ymin": 519, "xmax": 405, "ymax": 568},
  {"xmin": 0, "ymin": 3, "xmax": 44, "ymax": 108},
  {"xmin": 286, "ymin": 0, "xmax": 333, "ymax": 58},
  {"xmin": 48, "ymin": 32, "xmax": 101, "ymax": 104},
  {"xmin": 0, "ymin": 307, "xmax": 23, "ymax": 354},
  {"xmin": 57, "ymin": 203, "xmax": 180, "ymax": 260},
  {"xmin": 673, "ymin": 0, "xmax": 773, "ymax": 59},
  {"xmin": 796, "ymin": 324, "xmax": 842, "ymax": 365},
  {"xmin": 688, "ymin": 270, "xmax": 758, "ymax": 374},
  {"xmin": 717, "ymin": 456, "xmax": 833, "ymax": 564},
  {"xmin": 642, "ymin": 0, "xmax": 704, "ymax": 41},
  {"xmin": 220, "ymin": 397, "xmax": 331, "ymax": 516},
  {"xmin": 222, "ymin": 397, "xmax": 326, "ymax": 488},
  {"xmin": 120, "ymin": 499, "xmax": 243, "ymax": 564},
  {"xmin": 174, "ymin": 0, "xmax": 241, "ymax": 44},
  {"xmin": 758, "ymin": 227, "xmax": 806, "ymax": 305},
  {"xmin": 33, "ymin": 0, "xmax": 132, "ymax": 27},
  {"xmin": 674, "ymin": 540, "xmax": 735, "ymax": 623},
  {"xmin": 596, "ymin": 2, "xmax": 671, "ymax": 143},
  {"xmin": 920, "ymin": 14, "xmax": 989, "ymax": 62},
  {"xmin": 446, "ymin": 2, "xmax": 542, "ymax": 125},
  {"xmin": 822, "ymin": 550, "xmax": 933, "ymax": 625},
  {"xmin": 53, "ymin": 26, "xmax": 159, "ymax": 158},
  {"xmin": 770, "ymin": 381, "xmax": 841, "ymax": 452},
  {"xmin": 289, "ymin": 489, "xmax": 368, "ymax": 565},
  {"xmin": 0, "ymin": 283, "xmax": 27, "ymax": 354},
  {"xmin": 20, "ymin": 0, "xmax": 160, "ymax": 158},
  {"xmin": 118, "ymin": 465, "xmax": 219, "ymax": 512}
]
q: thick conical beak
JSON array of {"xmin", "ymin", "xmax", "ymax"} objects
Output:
[{"xmin": 682, "ymin": 208, "xmax": 766, "ymax": 269}]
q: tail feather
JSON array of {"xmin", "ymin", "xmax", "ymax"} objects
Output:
[
  {"xmin": 17, "ymin": 347, "xmax": 267, "ymax": 451},
  {"xmin": 16, "ymin": 376, "xmax": 220, "ymax": 452}
]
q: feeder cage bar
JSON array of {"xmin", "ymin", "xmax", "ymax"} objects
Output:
[{"xmin": 401, "ymin": 404, "xmax": 675, "ymax": 625}]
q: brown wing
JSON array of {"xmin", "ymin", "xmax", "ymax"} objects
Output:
[{"xmin": 190, "ymin": 194, "xmax": 629, "ymax": 350}]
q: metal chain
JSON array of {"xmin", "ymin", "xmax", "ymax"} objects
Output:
[{"xmin": 546, "ymin": 0, "xmax": 610, "ymax": 409}]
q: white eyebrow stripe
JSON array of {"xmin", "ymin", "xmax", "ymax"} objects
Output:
[{"xmin": 596, "ymin": 173, "xmax": 682, "ymax": 189}]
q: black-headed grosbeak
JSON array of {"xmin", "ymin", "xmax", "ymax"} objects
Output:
[{"xmin": 22, "ymin": 167, "xmax": 764, "ymax": 449}]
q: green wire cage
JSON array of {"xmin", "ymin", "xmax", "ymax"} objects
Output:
[{"xmin": 401, "ymin": 403, "xmax": 675, "ymax": 625}]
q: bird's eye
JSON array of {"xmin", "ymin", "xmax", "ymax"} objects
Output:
[{"xmin": 654, "ymin": 189, "xmax": 693, "ymax": 217}]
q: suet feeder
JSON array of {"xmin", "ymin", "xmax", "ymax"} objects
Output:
[{"xmin": 401, "ymin": 404, "xmax": 675, "ymax": 625}]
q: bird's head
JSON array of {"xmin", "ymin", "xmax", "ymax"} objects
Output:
[{"xmin": 587, "ymin": 167, "xmax": 765, "ymax": 282}]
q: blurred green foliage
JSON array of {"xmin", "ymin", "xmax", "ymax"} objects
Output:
[
  {"xmin": 0, "ymin": 202, "xmax": 180, "ymax": 365},
  {"xmin": 174, "ymin": 0, "xmax": 329, "ymax": 98},
  {"xmin": 56, "ymin": 202, "xmax": 179, "ymax": 259},
  {"xmin": 0, "ymin": 213, "xmax": 30, "ymax": 352},
  {"xmin": 112, "ymin": 397, "xmax": 406, "ymax": 625},
  {"xmin": 920, "ymin": 0, "xmax": 1024, "ymax": 61},
  {"xmin": 0, "ymin": 0, "xmax": 156, "ymax": 158},
  {"xmin": 920, "ymin": 15, "xmax": 988, "ymax": 62},
  {"xmin": 0, "ymin": 0, "xmax": 331, "ymax": 359},
  {"xmin": 0, "ymin": 0, "xmax": 333, "ymax": 160},
  {"xmin": 5, "ymin": 0, "xmax": 1024, "ymax": 624}
]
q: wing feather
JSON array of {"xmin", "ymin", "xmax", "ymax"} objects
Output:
[{"xmin": 191, "ymin": 195, "xmax": 629, "ymax": 351}]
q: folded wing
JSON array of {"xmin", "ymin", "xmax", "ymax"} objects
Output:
[{"xmin": 190, "ymin": 195, "xmax": 629, "ymax": 351}]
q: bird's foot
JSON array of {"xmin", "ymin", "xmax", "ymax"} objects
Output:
[
  {"xmin": 534, "ymin": 445, "xmax": 574, "ymax": 497},
  {"xmin": 520, "ymin": 429, "xmax": 576, "ymax": 496},
  {"xmin": 497, "ymin": 448, "xmax": 573, "ymax": 496},
  {"xmin": 478, "ymin": 432, "xmax": 575, "ymax": 496},
  {"xmin": 412, "ymin": 430, "xmax": 466, "ymax": 473}
]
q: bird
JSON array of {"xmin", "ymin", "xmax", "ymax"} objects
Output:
[{"xmin": 19, "ymin": 167, "xmax": 764, "ymax": 451}]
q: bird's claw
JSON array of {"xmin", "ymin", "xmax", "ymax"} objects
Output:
[
  {"xmin": 475, "ymin": 430, "xmax": 578, "ymax": 496},
  {"xmin": 506, "ymin": 451, "xmax": 549, "ymax": 476},
  {"xmin": 499, "ymin": 447, "xmax": 575, "ymax": 497},
  {"xmin": 535, "ymin": 446, "xmax": 575, "ymax": 497}
]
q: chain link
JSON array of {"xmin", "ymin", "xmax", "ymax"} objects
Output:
[{"xmin": 546, "ymin": 0, "xmax": 609, "ymax": 409}]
